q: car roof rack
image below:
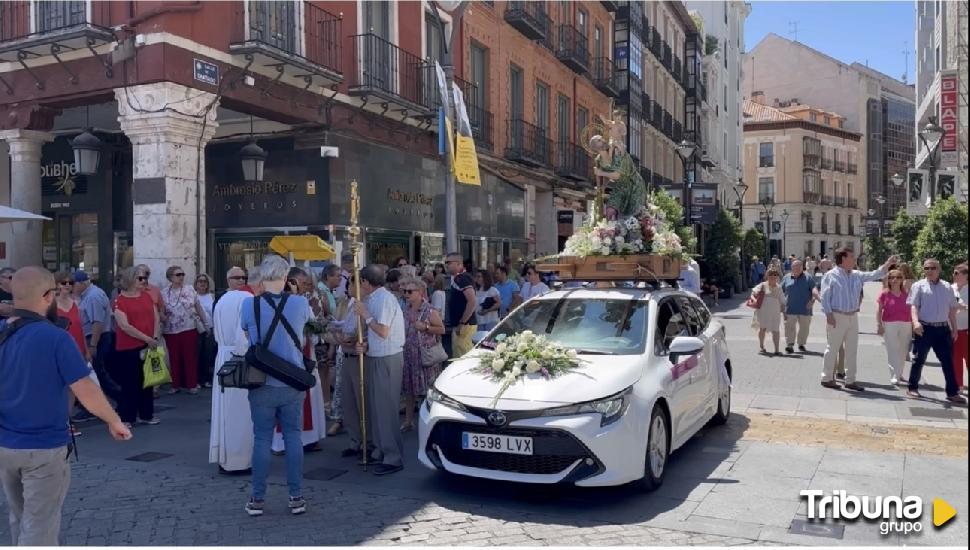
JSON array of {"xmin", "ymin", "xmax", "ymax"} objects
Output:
[{"xmin": 549, "ymin": 279, "xmax": 681, "ymax": 292}]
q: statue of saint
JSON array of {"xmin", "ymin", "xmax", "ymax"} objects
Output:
[{"xmin": 585, "ymin": 110, "xmax": 646, "ymax": 220}]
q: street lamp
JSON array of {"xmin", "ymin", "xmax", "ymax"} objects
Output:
[
  {"xmin": 239, "ymin": 140, "xmax": 267, "ymax": 183},
  {"xmin": 733, "ymin": 178, "xmax": 749, "ymax": 288},
  {"xmin": 759, "ymin": 197, "xmax": 775, "ymax": 261},
  {"xmin": 875, "ymin": 194, "xmax": 886, "ymax": 236},
  {"xmin": 781, "ymin": 209, "xmax": 790, "ymax": 258},
  {"xmin": 917, "ymin": 115, "xmax": 945, "ymax": 204},
  {"xmin": 71, "ymin": 129, "xmax": 103, "ymax": 176},
  {"xmin": 676, "ymin": 139, "xmax": 697, "ymax": 228}
]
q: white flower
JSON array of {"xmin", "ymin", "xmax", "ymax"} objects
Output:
[
  {"xmin": 521, "ymin": 330, "xmax": 534, "ymax": 338},
  {"xmin": 567, "ymin": 349, "xmax": 578, "ymax": 359},
  {"xmin": 600, "ymin": 245, "xmax": 611, "ymax": 255},
  {"xmin": 615, "ymin": 235, "xmax": 625, "ymax": 244},
  {"xmin": 491, "ymin": 359, "xmax": 505, "ymax": 372},
  {"xmin": 526, "ymin": 360, "xmax": 541, "ymax": 374},
  {"xmin": 495, "ymin": 343, "xmax": 508, "ymax": 354},
  {"xmin": 511, "ymin": 365, "xmax": 522, "ymax": 377}
]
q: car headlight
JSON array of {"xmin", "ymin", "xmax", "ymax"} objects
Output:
[
  {"xmin": 541, "ymin": 387, "xmax": 632, "ymax": 427},
  {"xmin": 425, "ymin": 387, "xmax": 467, "ymax": 413}
]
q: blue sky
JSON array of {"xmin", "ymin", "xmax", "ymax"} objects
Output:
[{"xmin": 745, "ymin": 1, "xmax": 917, "ymax": 82}]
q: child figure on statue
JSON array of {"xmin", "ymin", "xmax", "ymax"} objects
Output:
[{"xmin": 589, "ymin": 111, "xmax": 646, "ymax": 220}]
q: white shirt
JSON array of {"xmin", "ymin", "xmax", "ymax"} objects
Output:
[
  {"xmin": 476, "ymin": 287, "xmax": 501, "ymax": 326},
  {"xmin": 680, "ymin": 263, "xmax": 701, "ymax": 294},
  {"xmin": 363, "ymin": 287, "xmax": 405, "ymax": 357},
  {"xmin": 521, "ymin": 281, "xmax": 550, "ymax": 301},
  {"xmin": 430, "ymin": 290, "xmax": 446, "ymax": 315},
  {"xmin": 198, "ymin": 293, "xmax": 215, "ymax": 331}
]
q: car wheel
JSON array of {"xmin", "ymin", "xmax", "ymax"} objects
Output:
[
  {"xmin": 709, "ymin": 380, "xmax": 731, "ymax": 426},
  {"xmin": 639, "ymin": 405, "xmax": 669, "ymax": 491}
]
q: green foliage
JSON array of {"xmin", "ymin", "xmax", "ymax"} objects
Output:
[
  {"xmin": 914, "ymin": 197, "xmax": 969, "ymax": 276},
  {"xmin": 704, "ymin": 209, "xmax": 743, "ymax": 288},
  {"xmin": 650, "ymin": 189, "xmax": 697, "ymax": 252},
  {"xmin": 742, "ymin": 228, "xmax": 766, "ymax": 263},
  {"xmin": 705, "ymin": 34, "xmax": 719, "ymax": 56},
  {"xmin": 889, "ymin": 210, "xmax": 923, "ymax": 263},
  {"xmin": 863, "ymin": 235, "xmax": 891, "ymax": 269}
]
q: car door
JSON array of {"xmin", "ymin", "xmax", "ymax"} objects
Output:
[
  {"xmin": 679, "ymin": 296, "xmax": 716, "ymax": 421},
  {"xmin": 653, "ymin": 297, "xmax": 695, "ymax": 443}
]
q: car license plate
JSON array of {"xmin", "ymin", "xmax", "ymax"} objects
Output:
[{"xmin": 462, "ymin": 432, "xmax": 533, "ymax": 455}]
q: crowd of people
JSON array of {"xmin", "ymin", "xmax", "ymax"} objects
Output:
[{"xmin": 747, "ymin": 249, "xmax": 968, "ymax": 403}]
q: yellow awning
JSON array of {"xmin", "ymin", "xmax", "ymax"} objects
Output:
[{"xmin": 268, "ymin": 235, "xmax": 336, "ymax": 261}]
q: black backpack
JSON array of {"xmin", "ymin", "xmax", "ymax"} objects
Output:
[{"xmin": 244, "ymin": 294, "xmax": 317, "ymax": 391}]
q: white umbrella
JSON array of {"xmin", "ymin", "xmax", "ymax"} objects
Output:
[{"xmin": 0, "ymin": 205, "xmax": 49, "ymax": 223}]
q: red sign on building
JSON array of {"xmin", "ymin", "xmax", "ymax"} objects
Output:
[{"xmin": 940, "ymin": 74, "xmax": 958, "ymax": 153}]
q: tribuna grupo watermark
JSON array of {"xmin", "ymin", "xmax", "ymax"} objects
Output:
[{"xmin": 801, "ymin": 490, "xmax": 957, "ymax": 536}]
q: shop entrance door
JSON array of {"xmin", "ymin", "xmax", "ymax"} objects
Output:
[{"xmin": 41, "ymin": 211, "xmax": 99, "ymax": 277}]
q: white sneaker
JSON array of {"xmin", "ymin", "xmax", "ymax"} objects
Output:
[{"xmin": 890, "ymin": 377, "xmax": 899, "ymax": 386}]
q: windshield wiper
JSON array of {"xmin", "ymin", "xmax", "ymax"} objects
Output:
[{"xmin": 572, "ymin": 349, "xmax": 616, "ymax": 355}]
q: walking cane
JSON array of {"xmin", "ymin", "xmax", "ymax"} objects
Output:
[{"xmin": 349, "ymin": 180, "xmax": 367, "ymax": 470}]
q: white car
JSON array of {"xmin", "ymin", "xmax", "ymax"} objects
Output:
[{"xmin": 418, "ymin": 286, "xmax": 732, "ymax": 489}]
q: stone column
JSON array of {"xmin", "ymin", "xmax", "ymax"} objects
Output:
[
  {"xmin": 115, "ymin": 83, "xmax": 218, "ymax": 284},
  {"xmin": 0, "ymin": 129, "xmax": 53, "ymax": 268}
]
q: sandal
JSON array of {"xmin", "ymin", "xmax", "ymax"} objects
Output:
[{"xmin": 326, "ymin": 422, "xmax": 344, "ymax": 436}]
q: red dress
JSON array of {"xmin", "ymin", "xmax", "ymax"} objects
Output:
[
  {"xmin": 58, "ymin": 302, "xmax": 86, "ymax": 355},
  {"xmin": 114, "ymin": 292, "xmax": 157, "ymax": 351}
]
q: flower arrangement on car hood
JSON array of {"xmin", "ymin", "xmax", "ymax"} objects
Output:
[
  {"xmin": 562, "ymin": 204, "xmax": 684, "ymax": 259},
  {"xmin": 476, "ymin": 331, "xmax": 583, "ymax": 407}
]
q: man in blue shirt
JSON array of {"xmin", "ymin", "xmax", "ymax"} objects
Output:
[
  {"xmin": 239, "ymin": 255, "xmax": 310, "ymax": 517},
  {"xmin": 74, "ymin": 270, "xmax": 121, "ymax": 405},
  {"xmin": 750, "ymin": 257, "xmax": 766, "ymax": 284},
  {"xmin": 781, "ymin": 260, "xmax": 820, "ymax": 354},
  {"xmin": 0, "ymin": 266, "xmax": 131, "ymax": 545},
  {"xmin": 492, "ymin": 265, "xmax": 521, "ymax": 318}
]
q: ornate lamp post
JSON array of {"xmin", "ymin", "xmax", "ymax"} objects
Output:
[
  {"xmin": 759, "ymin": 197, "xmax": 775, "ymax": 261},
  {"xmin": 781, "ymin": 208, "xmax": 790, "ymax": 258},
  {"xmin": 733, "ymin": 178, "xmax": 749, "ymax": 289},
  {"xmin": 917, "ymin": 116, "xmax": 945, "ymax": 204},
  {"xmin": 875, "ymin": 194, "xmax": 887, "ymax": 236},
  {"xmin": 676, "ymin": 139, "xmax": 697, "ymax": 227}
]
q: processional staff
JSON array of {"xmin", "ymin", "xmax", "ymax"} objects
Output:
[{"xmin": 349, "ymin": 180, "xmax": 367, "ymax": 470}]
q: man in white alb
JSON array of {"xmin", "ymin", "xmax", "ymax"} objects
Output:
[{"xmin": 209, "ymin": 266, "xmax": 256, "ymax": 474}]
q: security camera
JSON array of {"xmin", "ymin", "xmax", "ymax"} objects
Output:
[{"xmin": 320, "ymin": 146, "xmax": 339, "ymax": 159}]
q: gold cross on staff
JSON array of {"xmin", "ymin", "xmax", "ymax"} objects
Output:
[{"xmin": 349, "ymin": 179, "xmax": 360, "ymax": 228}]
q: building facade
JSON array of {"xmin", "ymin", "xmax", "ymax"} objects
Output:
[
  {"xmin": 0, "ymin": 0, "xmax": 614, "ymax": 282},
  {"xmin": 915, "ymin": 0, "xmax": 968, "ymax": 203},
  {"xmin": 686, "ymin": 1, "xmax": 750, "ymax": 209},
  {"xmin": 743, "ymin": 33, "xmax": 915, "ymax": 234},
  {"xmin": 742, "ymin": 97, "xmax": 864, "ymax": 260}
]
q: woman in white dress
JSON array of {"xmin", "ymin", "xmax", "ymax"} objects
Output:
[
  {"xmin": 751, "ymin": 267, "xmax": 786, "ymax": 356},
  {"xmin": 208, "ymin": 279, "xmax": 255, "ymax": 473}
]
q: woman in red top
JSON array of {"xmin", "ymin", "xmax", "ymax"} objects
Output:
[
  {"xmin": 113, "ymin": 266, "xmax": 161, "ymax": 427},
  {"xmin": 52, "ymin": 271, "xmax": 88, "ymax": 360},
  {"xmin": 876, "ymin": 269, "xmax": 912, "ymax": 386}
]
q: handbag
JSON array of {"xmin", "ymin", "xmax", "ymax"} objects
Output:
[
  {"xmin": 217, "ymin": 354, "xmax": 266, "ymax": 390},
  {"xmin": 418, "ymin": 305, "xmax": 449, "ymax": 367},
  {"xmin": 745, "ymin": 287, "xmax": 765, "ymax": 310},
  {"xmin": 245, "ymin": 294, "xmax": 317, "ymax": 391},
  {"xmin": 142, "ymin": 347, "xmax": 172, "ymax": 389}
]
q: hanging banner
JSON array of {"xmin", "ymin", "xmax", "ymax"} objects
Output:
[
  {"xmin": 451, "ymin": 86, "xmax": 481, "ymax": 186},
  {"xmin": 906, "ymin": 169, "xmax": 929, "ymax": 216},
  {"xmin": 434, "ymin": 61, "xmax": 450, "ymax": 114},
  {"xmin": 940, "ymin": 73, "xmax": 958, "ymax": 166},
  {"xmin": 938, "ymin": 170, "xmax": 957, "ymax": 201}
]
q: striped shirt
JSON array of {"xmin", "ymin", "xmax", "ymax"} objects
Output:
[{"xmin": 820, "ymin": 266, "xmax": 887, "ymax": 314}]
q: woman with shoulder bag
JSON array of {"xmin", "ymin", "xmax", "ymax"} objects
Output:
[
  {"xmin": 751, "ymin": 267, "xmax": 786, "ymax": 356},
  {"xmin": 400, "ymin": 276, "xmax": 446, "ymax": 432}
]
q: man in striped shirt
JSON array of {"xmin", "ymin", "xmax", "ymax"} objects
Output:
[{"xmin": 819, "ymin": 248, "xmax": 898, "ymax": 391}]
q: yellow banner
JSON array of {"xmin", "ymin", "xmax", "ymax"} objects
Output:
[{"xmin": 454, "ymin": 135, "xmax": 481, "ymax": 186}]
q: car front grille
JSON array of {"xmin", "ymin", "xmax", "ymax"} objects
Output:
[{"xmin": 426, "ymin": 420, "xmax": 598, "ymax": 475}]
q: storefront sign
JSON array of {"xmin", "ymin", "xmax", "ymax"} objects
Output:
[
  {"xmin": 940, "ymin": 74, "xmax": 957, "ymax": 161},
  {"xmin": 690, "ymin": 184, "xmax": 719, "ymax": 225}
]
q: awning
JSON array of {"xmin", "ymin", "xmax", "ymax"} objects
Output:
[
  {"xmin": 268, "ymin": 235, "xmax": 336, "ymax": 262},
  {"xmin": 0, "ymin": 205, "xmax": 50, "ymax": 223}
]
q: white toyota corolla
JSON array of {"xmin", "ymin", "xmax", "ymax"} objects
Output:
[{"xmin": 418, "ymin": 286, "xmax": 732, "ymax": 489}]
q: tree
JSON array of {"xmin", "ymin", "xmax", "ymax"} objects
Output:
[
  {"xmin": 650, "ymin": 189, "xmax": 697, "ymax": 253},
  {"xmin": 889, "ymin": 210, "xmax": 922, "ymax": 263},
  {"xmin": 862, "ymin": 234, "xmax": 891, "ymax": 269},
  {"xmin": 914, "ymin": 197, "xmax": 969, "ymax": 275},
  {"xmin": 742, "ymin": 228, "xmax": 766, "ymax": 265},
  {"xmin": 704, "ymin": 209, "xmax": 743, "ymax": 289}
]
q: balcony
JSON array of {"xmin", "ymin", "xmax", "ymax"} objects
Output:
[
  {"xmin": 0, "ymin": 1, "xmax": 114, "ymax": 65},
  {"xmin": 672, "ymin": 56, "xmax": 682, "ymax": 83},
  {"xmin": 821, "ymin": 194, "xmax": 833, "ymax": 205},
  {"xmin": 506, "ymin": 119, "xmax": 552, "ymax": 167},
  {"xmin": 640, "ymin": 167, "xmax": 653, "ymax": 187},
  {"xmin": 803, "ymin": 191, "xmax": 821, "ymax": 204},
  {"xmin": 835, "ymin": 224, "xmax": 842, "ymax": 235},
  {"xmin": 467, "ymin": 104, "xmax": 494, "ymax": 152},
  {"xmin": 556, "ymin": 142, "xmax": 592, "ymax": 182},
  {"xmin": 642, "ymin": 91, "xmax": 652, "ymax": 116},
  {"xmin": 649, "ymin": 27, "xmax": 662, "ymax": 58},
  {"xmin": 653, "ymin": 173, "xmax": 664, "ymax": 188},
  {"xmin": 348, "ymin": 33, "xmax": 430, "ymax": 114},
  {"xmin": 834, "ymin": 196, "xmax": 846, "ymax": 207},
  {"xmin": 652, "ymin": 103, "xmax": 663, "ymax": 130},
  {"xmin": 504, "ymin": 1, "xmax": 550, "ymax": 41},
  {"xmin": 834, "ymin": 160, "xmax": 846, "ymax": 172},
  {"xmin": 848, "ymin": 163, "xmax": 857, "ymax": 174},
  {"xmin": 600, "ymin": 0, "xmax": 619, "ymax": 12},
  {"xmin": 556, "ymin": 25, "xmax": 590, "ymax": 75},
  {"xmin": 821, "ymin": 157, "xmax": 833, "ymax": 170},
  {"xmin": 592, "ymin": 57, "xmax": 619, "ymax": 97},
  {"xmin": 848, "ymin": 198, "xmax": 858, "ymax": 208},
  {"xmin": 663, "ymin": 111, "xmax": 673, "ymax": 138},
  {"xmin": 673, "ymin": 120, "xmax": 683, "ymax": 143},
  {"xmin": 229, "ymin": 1, "xmax": 343, "ymax": 86},
  {"xmin": 662, "ymin": 42, "xmax": 672, "ymax": 70},
  {"xmin": 419, "ymin": 66, "xmax": 474, "ymax": 114},
  {"xmin": 821, "ymin": 223, "xmax": 829, "ymax": 234}
]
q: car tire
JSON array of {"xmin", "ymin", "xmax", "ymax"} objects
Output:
[
  {"xmin": 709, "ymin": 366, "xmax": 731, "ymax": 426},
  {"xmin": 639, "ymin": 404, "xmax": 670, "ymax": 492}
]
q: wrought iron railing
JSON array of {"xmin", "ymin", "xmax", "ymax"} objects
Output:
[
  {"xmin": 229, "ymin": 1, "xmax": 342, "ymax": 75},
  {"xmin": 467, "ymin": 104, "xmax": 494, "ymax": 152},
  {"xmin": 504, "ymin": 1, "xmax": 550, "ymax": 40},
  {"xmin": 506, "ymin": 118, "xmax": 552, "ymax": 166},
  {"xmin": 821, "ymin": 194, "xmax": 833, "ymax": 205},
  {"xmin": 848, "ymin": 198, "xmax": 858, "ymax": 208},
  {"xmin": 556, "ymin": 142, "xmax": 592, "ymax": 181},
  {"xmin": 834, "ymin": 196, "xmax": 846, "ymax": 206},
  {"xmin": 592, "ymin": 56, "xmax": 617, "ymax": 94},
  {"xmin": 662, "ymin": 42, "xmax": 672, "ymax": 69},
  {"xmin": 652, "ymin": 103, "xmax": 663, "ymax": 129},
  {"xmin": 803, "ymin": 191, "xmax": 821, "ymax": 204},
  {"xmin": 649, "ymin": 27, "xmax": 662, "ymax": 58},
  {"xmin": 821, "ymin": 157, "xmax": 833, "ymax": 170},
  {"xmin": 848, "ymin": 163, "xmax": 858, "ymax": 174},
  {"xmin": 663, "ymin": 110, "xmax": 673, "ymax": 138},
  {"xmin": 673, "ymin": 120, "xmax": 683, "ymax": 143},
  {"xmin": 672, "ymin": 56, "xmax": 682, "ymax": 82},
  {"xmin": 349, "ymin": 33, "xmax": 428, "ymax": 108},
  {"xmin": 1, "ymin": 0, "xmax": 111, "ymax": 42},
  {"xmin": 556, "ymin": 24, "xmax": 589, "ymax": 72}
]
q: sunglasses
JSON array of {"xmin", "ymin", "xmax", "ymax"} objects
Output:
[
  {"xmin": 402, "ymin": 288, "xmax": 418, "ymax": 294},
  {"xmin": 136, "ymin": 276, "xmax": 148, "ymax": 282},
  {"xmin": 923, "ymin": 266, "xmax": 939, "ymax": 271},
  {"xmin": 60, "ymin": 281, "xmax": 74, "ymax": 286},
  {"xmin": 173, "ymin": 273, "xmax": 186, "ymax": 278},
  {"xmin": 228, "ymin": 275, "xmax": 247, "ymax": 281}
]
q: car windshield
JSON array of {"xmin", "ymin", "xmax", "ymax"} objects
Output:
[{"xmin": 482, "ymin": 296, "xmax": 649, "ymax": 355}]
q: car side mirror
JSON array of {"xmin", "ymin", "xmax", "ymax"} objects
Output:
[{"xmin": 668, "ymin": 336, "xmax": 704, "ymax": 363}]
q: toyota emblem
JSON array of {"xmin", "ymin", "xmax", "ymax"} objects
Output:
[{"xmin": 487, "ymin": 410, "xmax": 508, "ymax": 427}]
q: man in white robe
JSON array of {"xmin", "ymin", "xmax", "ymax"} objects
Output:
[{"xmin": 208, "ymin": 267, "xmax": 255, "ymax": 473}]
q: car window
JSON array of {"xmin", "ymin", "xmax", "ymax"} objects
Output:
[
  {"xmin": 485, "ymin": 297, "xmax": 649, "ymax": 355},
  {"xmin": 655, "ymin": 299, "xmax": 687, "ymax": 354},
  {"xmin": 688, "ymin": 296, "xmax": 712, "ymax": 331}
]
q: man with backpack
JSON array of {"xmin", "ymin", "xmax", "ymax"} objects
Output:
[
  {"xmin": 239, "ymin": 256, "xmax": 311, "ymax": 517},
  {"xmin": 0, "ymin": 266, "xmax": 131, "ymax": 545}
]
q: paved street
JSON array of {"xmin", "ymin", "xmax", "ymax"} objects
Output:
[{"xmin": 1, "ymin": 284, "xmax": 966, "ymax": 546}]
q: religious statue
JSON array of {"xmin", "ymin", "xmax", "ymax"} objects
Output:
[{"xmin": 583, "ymin": 109, "xmax": 646, "ymax": 221}]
